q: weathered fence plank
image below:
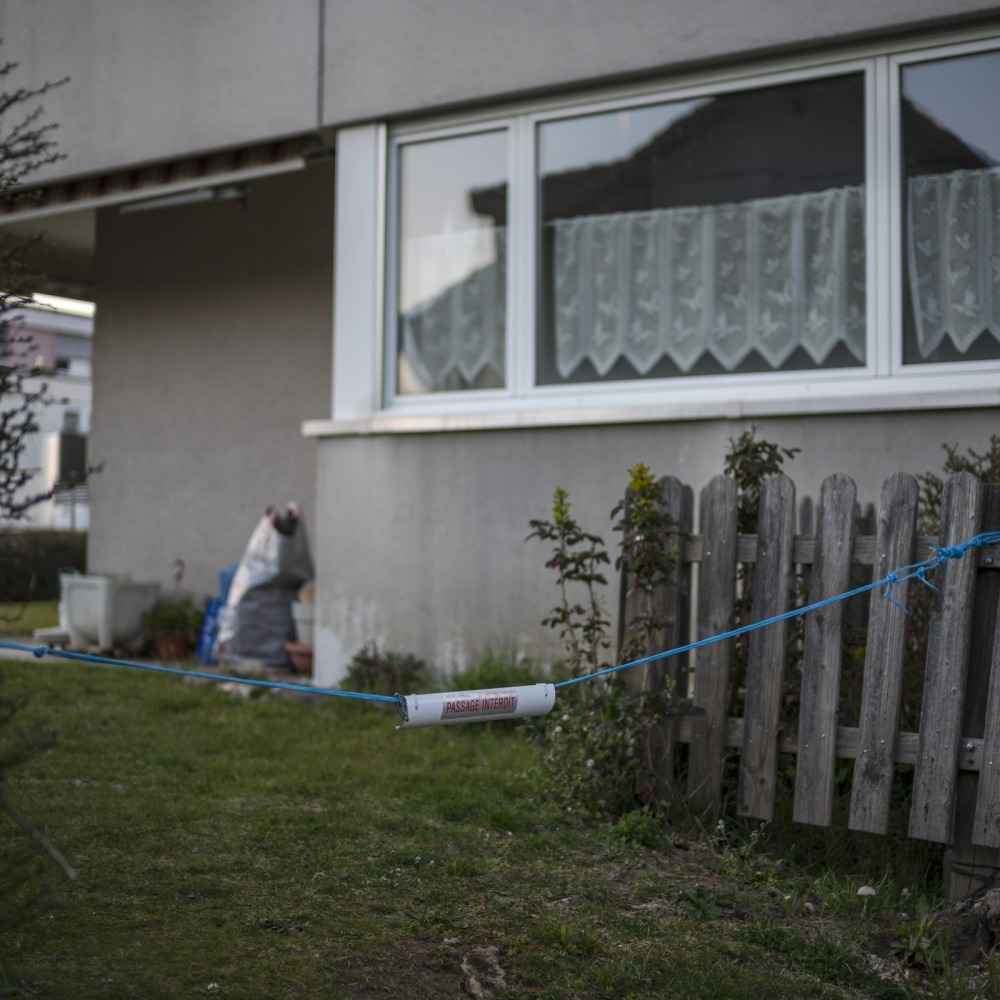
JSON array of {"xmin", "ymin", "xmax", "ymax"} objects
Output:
[
  {"xmin": 952, "ymin": 482, "xmax": 1000, "ymax": 895},
  {"xmin": 794, "ymin": 473, "xmax": 856, "ymax": 827},
  {"xmin": 909, "ymin": 472, "xmax": 984, "ymax": 843},
  {"xmin": 738, "ymin": 474, "xmax": 796, "ymax": 821},
  {"xmin": 974, "ymin": 486, "xmax": 1000, "ymax": 849},
  {"xmin": 618, "ymin": 467, "xmax": 997, "ymax": 896},
  {"xmin": 973, "ymin": 592, "xmax": 1000, "ymax": 847},
  {"xmin": 688, "ymin": 475, "xmax": 739, "ymax": 816},
  {"xmin": 849, "ymin": 472, "xmax": 919, "ymax": 835},
  {"xmin": 643, "ymin": 477, "xmax": 693, "ymax": 803}
]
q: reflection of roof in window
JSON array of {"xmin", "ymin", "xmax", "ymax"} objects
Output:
[{"xmin": 472, "ymin": 76, "xmax": 990, "ymax": 225}]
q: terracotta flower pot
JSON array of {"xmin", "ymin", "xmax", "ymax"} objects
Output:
[
  {"xmin": 154, "ymin": 632, "xmax": 194, "ymax": 660},
  {"xmin": 285, "ymin": 641, "xmax": 313, "ymax": 675}
]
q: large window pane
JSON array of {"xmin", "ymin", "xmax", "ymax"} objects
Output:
[
  {"xmin": 537, "ymin": 75, "xmax": 866, "ymax": 384},
  {"xmin": 902, "ymin": 51, "xmax": 1000, "ymax": 365},
  {"xmin": 394, "ymin": 130, "xmax": 508, "ymax": 394}
]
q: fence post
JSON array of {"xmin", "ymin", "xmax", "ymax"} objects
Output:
[
  {"xmin": 643, "ymin": 477, "xmax": 692, "ymax": 805},
  {"xmin": 793, "ymin": 473, "xmax": 857, "ymax": 827},
  {"xmin": 738, "ymin": 473, "xmax": 796, "ymax": 821},
  {"xmin": 948, "ymin": 481, "xmax": 1000, "ymax": 897},
  {"xmin": 909, "ymin": 472, "xmax": 983, "ymax": 845},
  {"xmin": 849, "ymin": 472, "xmax": 918, "ymax": 835},
  {"xmin": 688, "ymin": 475, "xmax": 738, "ymax": 817}
]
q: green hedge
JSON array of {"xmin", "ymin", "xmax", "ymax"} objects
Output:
[{"xmin": 0, "ymin": 530, "xmax": 87, "ymax": 601}]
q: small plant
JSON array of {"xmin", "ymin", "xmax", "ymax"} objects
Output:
[
  {"xmin": 543, "ymin": 922, "xmax": 603, "ymax": 957},
  {"xmin": 892, "ymin": 896, "xmax": 949, "ymax": 972},
  {"xmin": 723, "ymin": 427, "xmax": 800, "ymax": 533},
  {"xmin": 526, "ymin": 487, "xmax": 611, "ymax": 682},
  {"xmin": 342, "ymin": 642, "xmax": 428, "ymax": 696},
  {"xmin": 611, "ymin": 461, "xmax": 681, "ymax": 664},
  {"xmin": 676, "ymin": 886, "xmax": 723, "ymax": 921},
  {"xmin": 143, "ymin": 595, "xmax": 204, "ymax": 643},
  {"xmin": 608, "ymin": 806, "xmax": 665, "ymax": 849},
  {"xmin": 711, "ymin": 819, "xmax": 780, "ymax": 887}
]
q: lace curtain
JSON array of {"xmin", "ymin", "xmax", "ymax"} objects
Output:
[
  {"xmin": 907, "ymin": 167, "xmax": 1000, "ymax": 359},
  {"xmin": 400, "ymin": 229, "xmax": 506, "ymax": 391},
  {"xmin": 553, "ymin": 185, "xmax": 866, "ymax": 377}
]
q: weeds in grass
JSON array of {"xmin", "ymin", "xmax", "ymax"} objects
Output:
[
  {"xmin": 607, "ymin": 807, "xmax": 665, "ymax": 849},
  {"xmin": 711, "ymin": 818, "xmax": 782, "ymax": 887},
  {"xmin": 893, "ymin": 897, "xmax": 949, "ymax": 971},
  {"xmin": 676, "ymin": 886, "xmax": 723, "ymax": 921}
]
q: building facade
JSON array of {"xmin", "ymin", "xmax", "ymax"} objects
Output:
[{"xmin": 2, "ymin": 1, "xmax": 998, "ymax": 680}]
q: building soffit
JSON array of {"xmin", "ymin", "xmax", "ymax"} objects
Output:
[{"xmin": 0, "ymin": 135, "xmax": 329, "ymax": 225}]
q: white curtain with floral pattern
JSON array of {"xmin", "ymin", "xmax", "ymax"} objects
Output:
[
  {"xmin": 907, "ymin": 167, "xmax": 1000, "ymax": 359},
  {"xmin": 400, "ymin": 186, "xmax": 874, "ymax": 389},
  {"xmin": 552, "ymin": 185, "xmax": 867, "ymax": 377}
]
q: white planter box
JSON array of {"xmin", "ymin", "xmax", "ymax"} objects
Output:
[{"xmin": 62, "ymin": 575, "xmax": 160, "ymax": 653}]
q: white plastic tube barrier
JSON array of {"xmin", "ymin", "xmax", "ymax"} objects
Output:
[{"xmin": 396, "ymin": 684, "xmax": 557, "ymax": 729}]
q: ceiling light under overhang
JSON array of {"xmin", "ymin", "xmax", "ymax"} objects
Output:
[{"xmin": 118, "ymin": 182, "xmax": 248, "ymax": 214}]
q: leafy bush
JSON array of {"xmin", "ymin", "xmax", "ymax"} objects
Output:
[
  {"xmin": 536, "ymin": 693, "xmax": 651, "ymax": 819},
  {"xmin": 528, "ymin": 464, "xmax": 683, "ymax": 819},
  {"xmin": 917, "ymin": 434, "xmax": 1000, "ymax": 535},
  {"xmin": 143, "ymin": 595, "xmax": 204, "ymax": 641},
  {"xmin": 342, "ymin": 643, "xmax": 428, "ymax": 696}
]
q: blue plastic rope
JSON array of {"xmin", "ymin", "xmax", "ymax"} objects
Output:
[
  {"xmin": 553, "ymin": 529, "xmax": 1000, "ymax": 690},
  {"xmin": 2, "ymin": 530, "xmax": 997, "ymax": 705},
  {"xmin": 0, "ymin": 640, "xmax": 397, "ymax": 704}
]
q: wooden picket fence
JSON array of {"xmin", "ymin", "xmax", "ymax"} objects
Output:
[{"xmin": 626, "ymin": 470, "xmax": 1000, "ymax": 898}]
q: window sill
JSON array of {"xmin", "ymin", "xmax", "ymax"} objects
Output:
[{"xmin": 302, "ymin": 375, "xmax": 1000, "ymax": 438}]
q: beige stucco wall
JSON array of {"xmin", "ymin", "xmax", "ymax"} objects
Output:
[
  {"xmin": 312, "ymin": 408, "xmax": 998, "ymax": 684},
  {"xmin": 88, "ymin": 162, "xmax": 334, "ymax": 598},
  {"xmin": 6, "ymin": 0, "xmax": 999, "ymax": 185},
  {"xmin": 0, "ymin": 0, "xmax": 324, "ymax": 183},
  {"xmin": 324, "ymin": 0, "xmax": 1000, "ymax": 126}
]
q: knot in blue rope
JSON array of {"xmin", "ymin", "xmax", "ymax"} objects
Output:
[
  {"xmin": 32, "ymin": 645, "xmax": 49, "ymax": 659},
  {"xmin": 880, "ymin": 572, "xmax": 910, "ymax": 613},
  {"xmin": 932, "ymin": 543, "xmax": 966, "ymax": 562}
]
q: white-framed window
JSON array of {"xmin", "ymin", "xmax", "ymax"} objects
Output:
[
  {"xmin": 895, "ymin": 44, "xmax": 1000, "ymax": 370},
  {"xmin": 323, "ymin": 31, "xmax": 1000, "ymax": 432}
]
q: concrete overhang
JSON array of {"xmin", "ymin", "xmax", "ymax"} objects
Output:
[{"xmin": 0, "ymin": 135, "xmax": 330, "ymax": 299}]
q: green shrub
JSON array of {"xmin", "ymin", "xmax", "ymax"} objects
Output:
[
  {"xmin": 342, "ymin": 643, "xmax": 428, "ymax": 696},
  {"xmin": 0, "ymin": 530, "xmax": 86, "ymax": 602},
  {"xmin": 143, "ymin": 595, "xmax": 204, "ymax": 642},
  {"xmin": 527, "ymin": 464, "xmax": 681, "ymax": 820},
  {"xmin": 534, "ymin": 687, "xmax": 653, "ymax": 819}
]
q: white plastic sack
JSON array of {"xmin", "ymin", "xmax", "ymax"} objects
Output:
[{"xmin": 217, "ymin": 503, "xmax": 314, "ymax": 668}]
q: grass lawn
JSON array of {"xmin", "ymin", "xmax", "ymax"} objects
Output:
[
  {"xmin": 0, "ymin": 602, "xmax": 59, "ymax": 638},
  {"xmin": 0, "ymin": 657, "xmax": 991, "ymax": 999}
]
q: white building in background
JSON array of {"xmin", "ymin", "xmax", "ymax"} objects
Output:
[{"xmin": 2, "ymin": 298, "xmax": 93, "ymax": 530}]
